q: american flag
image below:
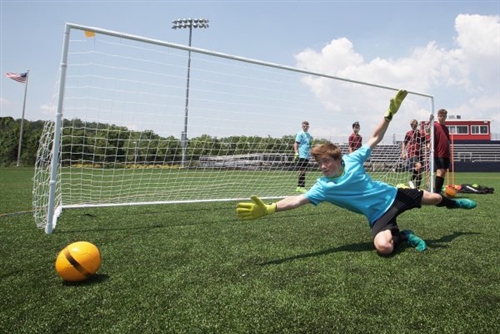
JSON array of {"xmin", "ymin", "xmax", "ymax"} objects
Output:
[{"xmin": 5, "ymin": 72, "xmax": 28, "ymax": 84}]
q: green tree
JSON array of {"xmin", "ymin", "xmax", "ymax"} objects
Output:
[{"xmin": 0, "ymin": 117, "xmax": 18, "ymax": 165}]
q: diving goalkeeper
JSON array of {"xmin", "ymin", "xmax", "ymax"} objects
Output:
[{"xmin": 236, "ymin": 90, "xmax": 477, "ymax": 255}]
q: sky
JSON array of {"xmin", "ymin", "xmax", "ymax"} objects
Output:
[{"xmin": 1, "ymin": 0, "xmax": 499, "ymax": 140}]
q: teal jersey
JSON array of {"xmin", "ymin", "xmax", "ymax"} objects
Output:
[
  {"xmin": 305, "ymin": 144, "xmax": 397, "ymax": 226},
  {"xmin": 295, "ymin": 131, "xmax": 312, "ymax": 159}
]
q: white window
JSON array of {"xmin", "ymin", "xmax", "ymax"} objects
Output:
[
  {"xmin": 471, "ymin": 125, "xmax": 489, "ymax": 135},
  {"xmin": 448, "ymin": 125, "xmax": 468, "ymax": 134}
]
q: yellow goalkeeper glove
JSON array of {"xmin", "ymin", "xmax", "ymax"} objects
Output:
[
  {"xmin": 236, "ymin": 195, "xmax": 277, "ymax": 220},
  {"xmin": 384, "ymin": 90, "xmax": 408, "ymax": 122},
  {"xmin": 294, "ymin": 152, "xmax": 299, "ymax": 161}
]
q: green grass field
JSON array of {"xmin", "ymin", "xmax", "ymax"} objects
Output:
[{"xmin": 1, "ymin": 167, "xmax": 499, "ymax": 333}]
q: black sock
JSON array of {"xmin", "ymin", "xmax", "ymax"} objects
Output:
[
  {"xmin": 435, "ymin": 176, "xmax": 444, "ymax": 193},
  {"xmin": 436, "ymin": 196, "xmax": 458, "ymax": 209},
  {"xmin": 392, "ymin": 229, "xmax": 405, "ymax": 246},
  {"xmin": 298, "ymin": 173, "xmax": 306, "ymax": 187},
  {"xmin": 416, "ymin": 174, "xmax": 422, "ymax": 189}
]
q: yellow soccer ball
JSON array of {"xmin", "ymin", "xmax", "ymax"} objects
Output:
[{"xmin": 55, "ymin": 241, "xmax": 101, "ymax": 282}]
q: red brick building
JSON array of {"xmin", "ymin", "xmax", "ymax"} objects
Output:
[{"xmin": 421, "ymin": 116, "xmax": 491, "ymax": 143}]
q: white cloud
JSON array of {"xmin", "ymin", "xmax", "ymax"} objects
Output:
[
  {"xmin": 295, "ymin": 38, "xmax": 364, "ymax": 74},
  {"xmin": 40, "ymin": 103, "xmax": 56, "ymax": 116},
  {"xmin": 294, "ymin": 14, "xmax": 500, "ymax": 138},
  {"xmin": 455, "ymin": 14, "xmax": 500, "ymax": 57},
  {"xmin": 453, "ymin": 14, "xmax": 500, "ymax": 90}
]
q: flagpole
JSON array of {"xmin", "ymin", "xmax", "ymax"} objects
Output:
[{"xmin": 16, "ymin": 70, "xmax": 29, "ymax": 167}]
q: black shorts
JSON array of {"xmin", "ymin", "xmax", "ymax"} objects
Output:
[
  {"xmin": 434, "ymin": 157, "xmax": 450, "ymax": 171},
  {"xmin": 296, "ymin": 158, "xmax": 309, "ymax": 169},
  {"xmin": 371, "ymin": 188, "xmax": 423, "ymax": 238},
  {"xmin": 407, "ymin": 156, "xmax": 422, "ymax": 171}
]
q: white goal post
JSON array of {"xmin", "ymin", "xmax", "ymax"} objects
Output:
[{"xmin": 33, "ymin": 23, "xmax": 435, "ymax": 233}]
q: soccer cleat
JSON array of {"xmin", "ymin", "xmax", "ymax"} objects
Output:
[
  {"xmin": 402, "ymin": 230, "xmax": 426, "ymax": 252},
  {"xmin": 295, "ymin": 187, "xmax": 307, "ymax": 194},
  {"xmin": 454, "ymin": 199, "xmax": 477, "ymax": 209},
  {"xmin": 408, "ymin": 181, "xmax": 415, "ymax": 189}
]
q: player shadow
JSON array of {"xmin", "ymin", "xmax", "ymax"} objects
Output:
[
  {"xmin": 260, "ymin": 231, "xmax": 480, "ymax": 265},
  {"xmin": 380, "ymin": 231, "xmax": 481, "ymax": 257},
  {"xmin": 424, "ymin": 231, "xmax": 481, "ymax": 249},
  {"xmin": 260, "ymin": 241, "xmax": 374, "ymax": 265}
]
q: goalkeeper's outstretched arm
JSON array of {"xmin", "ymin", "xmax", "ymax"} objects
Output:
[{"xmin": 236, "ymin": 195, "xmax": 310, "ymax": 221}]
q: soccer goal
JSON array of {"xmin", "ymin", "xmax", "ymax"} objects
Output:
[{"xmin": 33, "ymin": 23, "xmax": 435, "ymax": 233}]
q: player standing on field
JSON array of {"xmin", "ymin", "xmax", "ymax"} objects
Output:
[
  {"xmin": 401, "ymin": 119, "xmax": 426, "ymax": 189},
  {"xmin": 294, "ymin": 121, "xmax": 312, "ymax": 193},
  {"xmin": 348, "ymin": 122, "xmax": 362, "ymax": 153},
  {"xmin": 429, "ymin": 109, "xmax": 451, "ymax": 193}
]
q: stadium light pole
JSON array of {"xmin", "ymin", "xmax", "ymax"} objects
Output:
[{"xmin": 172, "ymin": 18, "xmax": 209, "ymax": 167}]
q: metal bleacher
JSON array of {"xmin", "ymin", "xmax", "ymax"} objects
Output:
[
  {"xmin": 340, "ymin": 142, "xmax": 500, "ymax": 171},
  {"xmin": 453, "ymin": 143, "xmax": 500, "ymax": 162},
  {"xmin": 338, "ymin": 144, "xmax": 402, "ymax": 171}
]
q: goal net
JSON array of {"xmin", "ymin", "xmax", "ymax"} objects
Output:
[{"xmin": 33, "ymin": 23, "xmax": 434, "ymax": 233}]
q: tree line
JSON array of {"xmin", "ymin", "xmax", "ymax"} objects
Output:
[
  {"xmin": 0, "ymin": 117, "xmax": 297, "ymax": 167},
  {"xmin": 1, "ymin": 117, "xmax": 46, "ymax": 166}
]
